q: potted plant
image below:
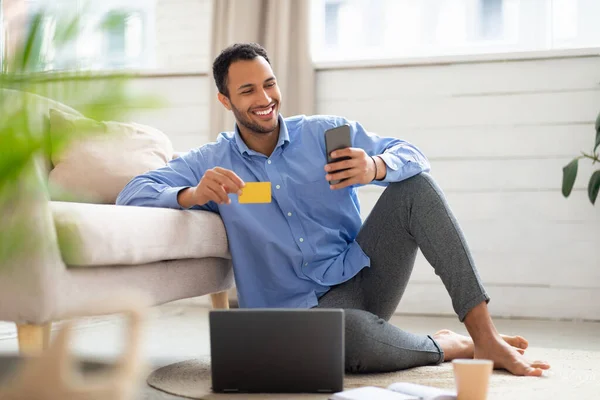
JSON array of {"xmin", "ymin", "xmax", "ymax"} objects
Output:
[
  {"xmin": 561, "ymin": 111, "xmax": 600, "ymax": 205},
  {"xmin": 0, "ymin": 11, "xmax": 155, "ymax": 264}
]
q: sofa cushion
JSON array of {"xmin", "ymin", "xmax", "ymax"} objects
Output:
[
  {"xmin": 48, "ymin": 108, "xmax": 174, "ymax": 204},
  {"xmin": 51, "ymin": 202, "xmax": 230, "ymax": 267}
]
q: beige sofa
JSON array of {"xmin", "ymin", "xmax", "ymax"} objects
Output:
[{"xmin": 0, "ymin": 91, "xmax": 234, "ymax": 354}]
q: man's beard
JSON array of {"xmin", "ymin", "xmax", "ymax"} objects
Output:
[{"xmin": 231, "ymin": 101, "xmax": 278, "ymax": 134}]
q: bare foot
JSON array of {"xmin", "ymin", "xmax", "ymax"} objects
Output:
[
  {"xmin": 474, "ymin": 337, "xmax": 551, "ymax": 376},
  {"xmin": 432, "ymin": 329, "xmax": 528, "ymax": 361}
]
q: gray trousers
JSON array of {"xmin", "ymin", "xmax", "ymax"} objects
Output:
[{"xmin": 315, "ymin": 172, "xmax": 490, "ymax": 373}]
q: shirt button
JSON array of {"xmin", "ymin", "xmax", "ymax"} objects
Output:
[
  {"xmin": 267, "ymin": 160, "xmax": 272, "ymax": 164},
  {"xmin": 276, "ymin": 185, "xmax": 281, "ymax": 189},
  {"xmin": 304, "ymin": 262, "xmax": 308, "ymax": 266},
  {"xmin": 287, "ymin": 212, "xmax": 292, "ymax": 217},
  {"xmin": 299, "ymin": 238, "xmax": 304, "ymax": 242}
]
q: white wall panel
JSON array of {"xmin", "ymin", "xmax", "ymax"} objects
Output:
[
  {"xmin": 317, "ymin": 57, "xmax": 600, "ymax": 100},
  {"xmin": 317, "ymin": 91, "xmax": 600, "ymax": 129},
  {"xmin": 390, "ymin": 124, "xmax": 593, "ymax": 159},
  {"xmin": 319, "ymin": 56, "xmax": 600, "ymax": 320},
  {"xmin": 155, "ymin": 0, "xmax": 212, "ymax": 73}
]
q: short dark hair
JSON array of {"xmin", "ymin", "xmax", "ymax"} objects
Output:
[{"xmin": 212, "ymin": 43, "xmax": 271, "ymax": 97}]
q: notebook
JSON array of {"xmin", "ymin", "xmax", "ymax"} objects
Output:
[{"xmin": 330, "ymin": 382, "xmax": 456, "ymax": 400}]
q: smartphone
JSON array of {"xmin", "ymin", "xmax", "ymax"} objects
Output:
[{"xmin": 324, "ymin": 124, "xmax": 352, "ymax": 185}]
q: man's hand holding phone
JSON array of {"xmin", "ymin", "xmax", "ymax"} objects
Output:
[
  {"xmin": 178, "ymin": 167, "xmax": 245, "ymax": 207},
  {"xmin": 325, "ymin": 147, "xmax": 378, "ymax": 189}
]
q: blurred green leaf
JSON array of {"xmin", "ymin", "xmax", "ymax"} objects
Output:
[
  {"xmin": 54, "ymin": 221, "xmax": 83, "ymax": 266},
  {"xmin": 0, "ymin": 113, "xmax": 42, "ymax": 193},
  {"xmin": 0, "ymin": 164, "xmax": 45, "ymax": 266},
  {"xmin": 0, "ymin": 218, "xmax": 30, "ymax": 267},
  {"xmin": 562, "ymin": 158, "xmax": 578, "ymax": 198},
  {"xmin": 54, "ymin": 16, "xmax": 80, "ymax": 47},
  {"xmin": 15, "ymin": 13, "xmax": 44, "ymax": 72},
  {"xmin": 0, "ymin": 9, "xmax": 162, "ymax": 267},
  {"xmin": 588, "ymin": 170, "xmax": 600, "ymax": 205},
  {"xmin": 595, "ymin": 111, "xmax": 600, "ymax": 153},
  {"xmin": 102, "ymin": 11, "xmax": 128, "ymax": 31}
]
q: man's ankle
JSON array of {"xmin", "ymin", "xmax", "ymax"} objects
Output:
[{"xmin": 463, "ymin": 301, "xmax": 501, "ymax": 343}]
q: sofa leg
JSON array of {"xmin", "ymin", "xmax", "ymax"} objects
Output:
[
  {"xmin": 16, "ymin": 322, "xmax": 52, "ymax": 355},
  {"xmin": 210, "ymin": 291, "xmax": 229, "ymax": 309}
]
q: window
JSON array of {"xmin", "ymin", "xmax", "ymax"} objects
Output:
[
  {"xmin": 311, "ymin": 0, "xmax": 600, "ymax": 63},
  {"xmin": 15, "ymin": 0, "xmax": 156, "ymax": 71}
]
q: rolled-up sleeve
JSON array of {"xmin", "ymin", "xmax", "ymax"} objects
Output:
[
  {"xmin": 116, "ymin": 148, "xmax": 217, "ymax": 212},
  {"xmin": 374, "ymin": 141, "xmax": 431, "ymax": 184},
  {"xmin": 343, "ymin": 118, "xmax": 431, "ymax": 185}
]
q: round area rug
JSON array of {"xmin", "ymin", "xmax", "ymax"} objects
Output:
[{"xmin": 147, "ymin": 348, "xmax": 600, "ymax": 400}]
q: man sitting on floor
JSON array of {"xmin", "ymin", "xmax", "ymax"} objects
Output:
[{"xmin": 117, "ymin": 43, "xmax": 550, "ymax": 376}]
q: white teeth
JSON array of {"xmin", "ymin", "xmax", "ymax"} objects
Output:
[{"xmin": 255, "ymin": 107, "xmax": 272, "ymax": 116}]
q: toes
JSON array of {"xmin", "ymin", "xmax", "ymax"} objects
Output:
[
  {"xmin": 532, "ymin": 361, "xmax": 551, "ymax": 370},
  {"xmin": 513, "ymin": 346, "xmax": 525, "ymax": 355},
  {"xmin": 520, "ymin": 360, "xmax": 550, "ymax": 376},
  {"xmin": 516, "ymin": 336, "xmax": 529, "ymax": 349},
  {"xmin": 503, "ymin": 335, "xmax": 529, "ymax": 349},
  {"xmin": 525, "ymin": 367, "xmax": 544, "ymax": 377}
]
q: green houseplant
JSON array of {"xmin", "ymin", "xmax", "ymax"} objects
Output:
[
  {"xmin": 562, "ymin": 111, "xmax": 600, "ymax": 205},
  {"xmin": 0, "ymin": 11, "xmax": 156, "ymax": 264}
]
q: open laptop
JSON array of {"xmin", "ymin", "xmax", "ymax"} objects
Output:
[{"xmin": 209, "ymin": 308, "xmax": 344, "ymax": 393}]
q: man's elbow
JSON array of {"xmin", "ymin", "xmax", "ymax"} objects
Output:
[
  {"xmin": 421, "ymin": 157, "xmax": 432, "ymax": 173},
  {"xmin": 411, "ymin": 149, "xmax": 431, "ymax": 174},
  {"xmin": 115, "ymin": 178, "xmax": 139, "ymax": 206},
  {"xmin": 115, "ymin": 188, "xmax": 131, "ymax": 206}
]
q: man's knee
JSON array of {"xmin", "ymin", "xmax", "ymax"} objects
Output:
[
  {"xmin": 386, "ymin": 172, "xmax": 434, "ymax": 192},
  {"xmin": 382, "ymin": 172, "xmax": 441, "ymax": 203},
  {"xmin": 345, "ymin": 309, "xmax": 384, "ymax": 331},
  {"xmin": 344, "ymin": 309, "xmax": 385, "ymax": 373}
]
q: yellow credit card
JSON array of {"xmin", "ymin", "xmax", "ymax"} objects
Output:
[{"xmin": 238, "ymin": 182, "xmax": 272, "ymax": 204}]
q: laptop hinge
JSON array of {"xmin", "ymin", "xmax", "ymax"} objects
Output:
[{"xmin": 223, "ymin": 389, "xmax": 239, "ymax": 392}]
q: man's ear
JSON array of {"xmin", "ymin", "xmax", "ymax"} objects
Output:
[{"xmin": 217, "ymin": 93, "xmax": 232, "ymax": 111}]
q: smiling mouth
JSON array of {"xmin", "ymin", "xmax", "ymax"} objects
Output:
[{"xmin": 251, "ymin": 104, "xmax": 276, "ymax": 120}]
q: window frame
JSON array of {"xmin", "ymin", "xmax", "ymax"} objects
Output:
[
  {"xmin": 20, "ymin": 0, "xmax": 157, "ymax": 72},
  {"xmin": 310, "ymin": 0, "xmax": 600, "ymax": 70}
]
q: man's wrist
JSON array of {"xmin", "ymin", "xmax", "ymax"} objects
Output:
[
  {"xmin": 370, "ymin": 156, "xmax": 378, "ymax": 182},
  {"xmin": 372, "ymin": 155, "xmax": 386, "ymax": 181},
  {"xmin": 177, "ymin": 187, "xmax": 197, "ymax": 209}
]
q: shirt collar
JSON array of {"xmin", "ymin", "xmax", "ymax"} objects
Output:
[{"xmin": 234, "ymin": 114, "xmax": 290, "ymax": 156}]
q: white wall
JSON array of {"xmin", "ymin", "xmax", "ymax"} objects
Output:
[
  {"xmin": 121, "ymin": 0, "xmax": 213, "ymax": 151},
  {"xmin": 317, "ymin": 56, "xmax": 600, "ymax": 321},
  {"xmin": 125, "ymin": 75, "xmax": 212, "ymax": 150},
  {"xmin": 155, "ymin": 0, "xmax": 212, "ymax": 73}
]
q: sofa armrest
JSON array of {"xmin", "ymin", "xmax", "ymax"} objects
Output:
[{"xmin": 0, "ymin": 161, "xmax": 67, "ymax": 324}]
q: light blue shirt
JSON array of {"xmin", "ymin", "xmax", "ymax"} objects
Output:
[{"xmin": 116, "ymin": 115, "xmax": 430, "ymax": 309}]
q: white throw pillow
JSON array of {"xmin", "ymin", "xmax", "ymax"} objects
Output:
[{"xmin": 48, "ymin": 108, "xmax": 173, "ymax": 204}]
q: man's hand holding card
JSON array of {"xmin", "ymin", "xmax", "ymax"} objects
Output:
[{"xmin": 177, "ymin": 166, "xmax": 272, "ymax": 208}]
